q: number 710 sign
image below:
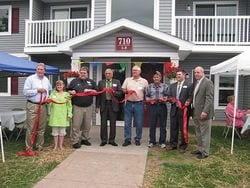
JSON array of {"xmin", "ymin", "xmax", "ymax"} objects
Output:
[{"xmin": 115, "ymin": 36, "xmax": 133, "ymax": 51}]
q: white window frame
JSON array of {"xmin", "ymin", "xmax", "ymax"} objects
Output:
[
  {"xmin": 0, "ymin": 77, "xmax": 11, "ymax": 96},
  {"xmin": 214, "ymin": 74, "xmax": 235, "ymax": 109},
  {"xmin": 50, "ymin": 5, "xmax": 90, "ymax": 19},
  {"xmin": 193, "ymin": 1, "xmax": 239, "ymax": 16},
  {"xmin": 0, "ymin": 5, "xmax": 12, "ymax": 35},
  {"xmin": 106, "ymin": 0, "xmax": 159, "ymax": 29}
]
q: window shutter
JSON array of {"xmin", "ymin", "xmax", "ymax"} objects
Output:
[
  {"xmin": 12, "ymin": 8, "xmax": 19, "ymax": 33},
  {"xmin": 11, "ymin": 77, "xmax": 18, "ymax": 95}
]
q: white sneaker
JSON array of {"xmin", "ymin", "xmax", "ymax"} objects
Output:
[
  {"xmin": 148, "ymin": 143, "xmax": 154, "ymax": 148},
  {"xmin": 160, "ymin": 144, "xmax": 166, "ymax": 149}
]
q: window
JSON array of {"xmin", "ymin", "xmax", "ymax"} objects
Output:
[
  {"xmin": 194, "ymin": 2, "xmax": 237, "ymax": 42},
  {"xmin": 218, "ymin": 76, "xmax": 234, "ymax": 106},
  {"xmin": 195, "ymin": 2, "xmax": 237, "ymax": 16},
  {"xmin": 0, "ymin": 77, "xmax": 11, "ymax": 96},
  {"xmin": 51, "ymin": 6, "xmax": 89, "ymax": 19},
  {"xmin": 0, "ymin": 5, "xmax": 11, "ymax": 35},
  {"xmin": 111, "ymin": 0, "xmax": 154, "ymax": 27}
]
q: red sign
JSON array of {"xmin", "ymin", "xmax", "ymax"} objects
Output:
[{"xmin": 115, "ymin": 36, "xmax": 133, "ymax": 51}]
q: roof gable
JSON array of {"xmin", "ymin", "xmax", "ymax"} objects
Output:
[{"xmin": 57, "ymin": 18, "xmax": 194, "ymax": 59}]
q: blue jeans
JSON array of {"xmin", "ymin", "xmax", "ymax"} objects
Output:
[
  {"xmin": 149, "ymin": 104, "xmax": 167, "ymax": 144},
  {"xmin": 124, "ymin": 101, "xmax": 144, "ymax": 141}
]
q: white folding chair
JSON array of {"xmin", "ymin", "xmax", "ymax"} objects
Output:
[
  {"xmin": 11, "ymin": 108, "xmax": 26, "ymax": 141},
  {"xmin": 15, "ymin": 122, "xmax": 26, "ymax": 141},
  {"xmin": 0, "ymin": 125, "xmax": 5, "ymax": 162},
  {"xmin": 224, "ymin": 112, "xmax": 241, "ymax": 139}
]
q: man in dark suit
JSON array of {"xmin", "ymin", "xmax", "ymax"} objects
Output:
[
  {"xmin": 96, "ymin": 68, "xmax": 122, "ymax": 146},
  {"xmin": 191, "ymin": 66, "xmax": 214, "ymax": 159},
  {"xmin": 166, "ymin": 70, "xmax": 192, "ymax": 152}
]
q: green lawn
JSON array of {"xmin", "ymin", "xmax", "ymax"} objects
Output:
[
  {"xmin": 146, "ymin": 126, "xmax": 250, "ymax": 188},
  {"xmin": 0, "ymin": 126, "xmax": 73, "ymax": 188},
  {"xmin": 1, "ymin": 125, "xmax": 250, "ymax": 188}
]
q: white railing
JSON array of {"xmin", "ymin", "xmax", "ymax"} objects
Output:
[
  {"xmin": 175, "ymin": 16, "xmax": 250, "ymax": 45},
  {"xmin": 25, "ymin": 18, "xmax": 92, "ymax": 47}
]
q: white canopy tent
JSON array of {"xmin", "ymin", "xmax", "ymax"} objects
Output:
[{"xmin": 210, "ymin": 50, "xmax": 250, "ymax": 154}]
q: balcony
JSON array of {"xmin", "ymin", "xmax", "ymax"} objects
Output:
[
  {"xmin": 175, "ymin": 16, "xmax": 250, "ymax": 45},
  {"xmin": 25, "ymin": 18, "xmax": 92, "ymax": 47}
]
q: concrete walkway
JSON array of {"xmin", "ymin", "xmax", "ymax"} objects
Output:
[{"xmin": 34, "ymin": 125, "xmax": 150, "ymax": 188}]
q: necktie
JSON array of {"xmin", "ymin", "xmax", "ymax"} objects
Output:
[
  {"xmin": 106, "ymin": 80, "xmax": 111, "ymax": 100},
  {"xmin": 177, "ymin": 83, "xmax": 181, "ymax": 99}
]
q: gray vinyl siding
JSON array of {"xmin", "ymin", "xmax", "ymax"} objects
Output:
[
  {"xmin": 74, "ymin": 29, "xmax": 177, "ymax": 53},
  {"xmin": 0, "ymin": 77, "xmax": 26, "ymax": 111},
  {"xmin": 94, "ymin": 0, "xmax": 106, "ymax": 28},
  {"xmin": 159, "ymin": 0, "xmax": 172, "ymax": 34},
  {"xmin": 0, "ymin": 1, "xmax": 28, "ymax": 53},
  {"xmin": 33, "ymin": 0, "xmax": 45, "ymax": 20}
]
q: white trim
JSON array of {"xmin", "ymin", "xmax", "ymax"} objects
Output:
[
  {"xmin": 171, "ymin": 0, "xmax": 176, "ymax": 35},
  {"xmin": 192, "ymin": 46, "xmax": 250, "ymax": 53},
  {"xmin": 57, "ymin": 18, "xmax": 194, "ymax": 52},
  {"xmin": 72, "ymin": 52, "xmax": 179, "ymax": 59},
  {"xmin": 106, "ymin": 0, "xmax": 111, "ymax": 23},
  {"xmin": 29, "ymin": 0, "xmax": 33, "ymax": 20},
  {"xmin": 91, "ymin": 0, "xmax": 95, "ymax": 30},
  {"xmin": 154, "ymin": 0, "xmax": 159, "ymax": 30},
  {"xmin": 0, "ymin": 5, "xmax": 12, "ymax": 35}
]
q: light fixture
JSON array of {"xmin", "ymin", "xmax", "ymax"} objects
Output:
[{"xmin": 186, "ymin": 4, "xmax": 191, "ymax": 11}]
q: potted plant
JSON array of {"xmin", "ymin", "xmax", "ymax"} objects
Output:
[
  {"xmin": 63, "ymin": 71, "xmax": 79, "ymax": 85},
  {"xmin": 164, "ymin": 62, "xmax": 181, "ymax": 83}
]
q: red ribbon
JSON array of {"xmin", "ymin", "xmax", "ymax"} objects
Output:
[
  {"xmin": 18, "ymin": 94, "xmax": 46, "ymax": 156},
  {"xmin": 174, "ymin": 99, "xmax": 190, "ymax": 144}
]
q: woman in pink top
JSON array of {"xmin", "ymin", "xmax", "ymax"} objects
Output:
[{"xmin": 224, "ymin": 95, "xmax": 249, "ymax": 128}]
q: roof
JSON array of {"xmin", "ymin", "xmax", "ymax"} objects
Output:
[{"xmin": 57, "ymin": 18, "xmax": 194, "ymax": 60}]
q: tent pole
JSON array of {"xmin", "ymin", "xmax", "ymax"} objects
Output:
[{"xmin": 231, "ymin": 69, "xmax": 239, "ymax": 154}]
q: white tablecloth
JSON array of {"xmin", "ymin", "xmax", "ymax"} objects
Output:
[
  {"xmin": 0, "ymin": 111, "xmax": 26, "ymax": 131},
  {"xmin": 241, "ymin": 114, "xmax": 250, "ymax": 134}
]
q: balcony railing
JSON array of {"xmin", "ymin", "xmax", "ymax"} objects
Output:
[
  {"xmin": 175, "ymin": 16, "xmax": 250, "ymax": 45},
  {"xmin": 25, "ymin": 18, "xmax": 92, "ymax": 47}
]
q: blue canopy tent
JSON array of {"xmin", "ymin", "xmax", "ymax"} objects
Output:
[{"xmin": 0, "ymin": 52, "xmax": 59, "ymax": 75}]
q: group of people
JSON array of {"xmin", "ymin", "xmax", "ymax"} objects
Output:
[{"xmin": 23, "ymin": 63, "xmax": 214, "ymax": 159}]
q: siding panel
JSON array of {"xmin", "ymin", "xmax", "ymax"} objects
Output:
[
  {"xmin": 74, "ymin": 30, "xmax": 177, "ymax": 53},
  {"xmin": 0, "ymin": 1, "xmax": 28, "ymax": 53}
]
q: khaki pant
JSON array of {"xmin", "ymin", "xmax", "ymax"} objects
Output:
[
  {"xmin": 71, "ymin": 105, "xmax": 92, "ymax": 144},
  {"xmin": 193, "ymin": 118, "xmax": 212, "ymax": 156},
  {"xmin": 25, "ymin": 102, "xmax": 48, "ymax": 150}
]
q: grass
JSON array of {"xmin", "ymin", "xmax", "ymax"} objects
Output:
[
  {"xmin": 0, "ymin": 126, "xmax": 73, "ymax": 188},
  {"xmin": 1, "ymin": 125, "xmax": 250, "ymax": 188},
  {"xmin": 144, "ymin": 126, "xmax": 250, "ymax": 188}
]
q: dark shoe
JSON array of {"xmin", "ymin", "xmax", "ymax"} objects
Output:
[
  {"xmin": 108, "ymin": 142, "xmax": 118, "ymax": 146},
  {"xmin": 100, "ymin": 142, "xmax": 107, "ymax": 146},
  {"xmin": 122, "ymin": 140, "xmax": 131, "ymax": 147},
  {"xmin": 72, "ymin": 143, "xmax": 81, "ymax": 149},
  {"xmin": 135, "ymin": 140, "xmax": 141, "ymax": 146},
  {"xmin": 197, "ymin": 153, "xmax": 208, "ymax": 159},
  {"xmin": 166, "ymin": 146, "xmax": 177, "ymax": 151},
  {"xmin": 81, "ymin": 140, "xmax": 91, "ymax": 146},
  {"xmin": 191, "ymin": 150, "xmax": 202, "ymax": 155}
]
